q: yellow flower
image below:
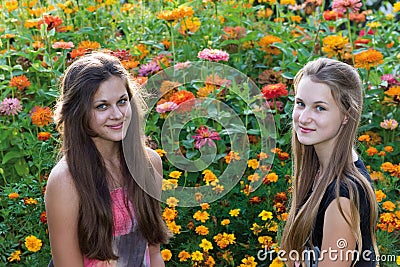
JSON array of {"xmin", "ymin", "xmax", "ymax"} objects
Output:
[
  {"xmin": 5, "ymin": 0, "xmax": 18, "ymax": 12},
  {"xmin": 247, "ymin": 159, "xmax": 259, "ymax": 170},
  {"xmin": 199, "ymin": 239, "xmax": 213, "ymax": 252},
  {"xmin": 7, "ymin": 250, "xmax": 21, "ymax": 262},
  {"xmin": 382, "ymin": 201, "xmax": 396, "ymax": 211},
  {"xmin": 162, "ymin": 207, "xmax": 178, "ymax": 222},
  {"xmin": 221, "ymin": 219, "xmax": 230, "ymax": 226},
  {"xmin": 264, "ymin": 173, "xmax": 278, "ymax": 183},
  {"xmin": 229, "ymin": 208, "xmax": 240, "ymax": 217},
  {"xmin": 248, "ymin": 173, "xmax": 261, "ymax": 182},
  {"xmin": 258, "ymin": 235, "xmax": 273, "ymax": 247},
  {"xmin": 25, "ymin": 235, "xmax": 42, "ymax": 252},
  {"xmin": 167, "ymin": 220, "xmax": 181, "ymax": 234},
  {"xmin": 179, "ymin": 17, "xmax": 201, "ymax": 36},
  {"xmin": 195, "ymin": 225, "xmax": 209, "ymax": 235},
  {"xmin": 259, "ymin": 210, "xmax": 273, "ymax": 220},
  {"xmin": 161, "ymin": 249, "xmax": 172, "ymax": 261},
  {"xmin": 270, "ymin": 256, "xmax": 285, "ymax": 267},
  {"xmin": 200, "ymin": 203, "xmax": 210, "ymax": 210},
  {"xmin": 322, "ymin": 34, "xmax": 349, "ymax": 58},
  {"xmin": 225, "ymin": 151, "xmax": 240, "ymax": 163},
  {"xmin": 367, "ymin": 22, "xmax": 381, "ymax": 28},
  {"xmin": 193, "ymin": 210, "xmax": 210, "ymax": 222},
  {"xmin": 169, "ymin": 170, "xmax": 182, "ymax": 179},
  {"xmin": 191, "ymin": 250, "xmax": 204, "ymax": 261},
  {"xmin": 178, "ymin": 250, "xmax": 191, "ymax": 261},
  {"xmin": 258, "ymin": 35, "xmax": 283, "ymax": 55},
  {"xmin": 166, "ymin": 197, "xmax": 179, "ymax": 207},
  {"xmin": 8, "ymin": 192, "xmax": 19, "ymax": 199},
  {"xmin": 203, "ymin": 169, "xmax": 218, "ymax": 185},
  {"xmin": 393, "ymin": 2, "xmax": 400, "ymax": 12},
  {"xmin": 155, "ymin": 149, "xmax": 166, "ymax": 157},
  {"xmin": 385, "ymin": 85, "xmax": 400, "ymax": 99},
  {"xmin": 239, "ymin": 256, "xmax": 257, "ymax": 267},
  {"xmin": 212, "ymin": 184, "xmax": 224, "ymax": 193},
  {"xmin": 250, "ymin": 223, "xmax": 263, "ymax": 235},
  {"xmin": 375, "ymin": 190, "xmax": 386, "ymax": 202},
  {"xmin": 290, "ymin": 15, "xmax": 302, "ymax": 23}
]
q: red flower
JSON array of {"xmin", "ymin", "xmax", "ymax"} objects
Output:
[
  {"xmin": 37, "ymin": 15, "xmax": 63, "ymax": 31},
  {"xmin": 261, "ymin": 83, "xmax": 288, "ymax": 100},
  {"xmin": 9, "ymin": 75, "xmax": 31, "ymax": 90},
  {"xmin": 169, "ymin": 90, "xmax": 195, "ymax": 105},
  {"xmin": 323, "ymin": 10, "xmax": 343, "ymax": 20},
  {"xmin": 192, "ymin": 126, "xmax": 220, "ymax": 149},
  {"xmin": 40, "ymin": 211, "xmax": 47, "ymax": 224},
  {"xmin": 38, "ymin": 132, "xmax": 51, "ymax": 141}
]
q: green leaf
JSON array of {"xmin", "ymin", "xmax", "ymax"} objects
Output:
[
  {"xmin": 14, "ymin": 158, "xmax": 29, "ymax": 176},
  {"xmin": 2, "ymin": 150, "xmax": 23, "ymax": 164}
]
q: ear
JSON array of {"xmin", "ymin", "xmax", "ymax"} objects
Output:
[{"xmin": 342, "ymin": 115, "xmax": 349, "ymax": 125}]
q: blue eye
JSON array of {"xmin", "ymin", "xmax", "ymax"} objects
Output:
[
  {"xmin": 96, "ymin": 104, "xmax": 107, "ymax": 110},
  {"xmin": 316, "ymin": 106, "xmax": 326, "ymax": 111},
  {"xmin": 295, "ymin": 101, "xmax": 304, "ymax": 107},
  {"xmin": 118, "ymin": 98, "xmax": 128, "ymax": 105}
]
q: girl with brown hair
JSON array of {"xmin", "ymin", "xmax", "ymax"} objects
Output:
[
  {"xmin": 45, "ymin": 52, "xmax": 171, "ymax": 266},
  {"xmin": 281, "ymin": 58, "xmax": 378, "ymax": 267}
]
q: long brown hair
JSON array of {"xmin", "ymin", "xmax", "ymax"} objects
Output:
[
  {"xmin": 281, "ymin": 58, "xmax": 378, "ymax": 264},
  {"xmin": 54, "ymin": 52, "xmax": 170, "ymax": 260}
]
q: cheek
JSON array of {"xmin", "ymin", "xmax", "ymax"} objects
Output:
[{"xmin": 292, "ymin": 109, "xmax": 300, "ymax": 122}]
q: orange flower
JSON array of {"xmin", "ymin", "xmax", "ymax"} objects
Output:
[
  {"xmin": 366, "ymin": 147, "xmax": 378, "ymax": 156},
  {"xmin": 38, "ymin": 132, "xmax": 51, "ymax": 141},
  {"xmin": 8, "ymin": 192, "xmax": 19, "ymax": 199},
  {"xmin": 375, "ymin": 190, "xmax": 386, "ymax": 202},
  {"xmin": 258, "ymin": 35, "xmax": 283, "ymax": 55},
  {"xmin": 70, "ymin": 48, "xmax": 88, "ymax": 59},
  {"xmin": 193, "ymin": 210, "xmax": 210, "ymax": 222},
  {"xmin": 383, "ymin": 146, "xmax": 394, "ymax": 153},
  {"xmin": 382, "ymin": 201, "xmax": 396, "ymax": 211},
  {"xmin": 10, "ymin": 75, "xmax": 31, "ymax": 90},
  {"xmin": 195, "ymin": 225, "xmax": 209, "ymax": 235},
  {"xmin": 354, "ymin": 49, "xmax": 384, "ymax": 70},
  {"xmin": 78, "ymin": 40, "xmax": 101, "ymax": 50},
  {"xmin": 358, "ymin": 134, "xmax": 371, "ymax": 142},
  {"xmin": 225, "ymin": 151, "xmax": 240, "ymax": 163},
  {"xmin": 179, "ymin": 17, "xmax": 201, "ymax": 36},
  {"xmin": 157, "ymin": 6, "xmax": 194, "ymax": 21},
  {"xmin": 161, "ymin": 249, "xmax": 172, "ymax": 261},
  {"xmin": 30, "ymin": 106, "xmax": 53, "ymax": 127},
  {"xmin": 263, "ymin": 172, "xmax": 279, "ymax": 184},
  {"xmin": 178, "ymin": 250, "xmax": 191, "ymax": 262},
  {"xmin": 169, "ymin": 90, "xmax": 195, "ymax": 105},
  {"xmin": 322, "ymin": 35, "xmax": 349, "ymax": 58},
  {"xmin": 261, "ymin": 83, "xmax": 288, "ymax": 100}
]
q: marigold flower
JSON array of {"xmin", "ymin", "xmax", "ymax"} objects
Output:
[
  {"xmin": 239, "ymin": 256, "xmax": 257, "ymax": 267},
  {"xmin": 38, "ymin": 132, "xmax": 51, "ymax": 141},
  {"xmin": 393, "ymin": 2, "xmax": 400, "ymax": 12},
  {"xmin": 39, "ymin": 211, "xmax": 47, "ymax": 224},
  {"xmin": 162, "ymin": 207, "xmax": 178, "ymax": 222},
  {"xmin": 358, "ymin": 134, "xmax": 371, "ymax": 142},
  {"xmin": 202, "ymin": 169, "xmax": 218, "ymax": 185},
  {"xmin": 382, "ymin": 201, "xmax": 396, "ymax": 211},
  {"xmin": 221, "ymin": 219, "xmax": 230, "ymax": 226},
  {"xmin": 247, "ymin": 159, "xmax": 259, "ymax": 170},
  {"xmin": 191, "ymin": 251, "xmax": 204, "ymax": 261},
  {"xmin": 5, "ymin": 0, "xmax": 18, "ymax": 12},
  {"xmin": 10, "ymin": 75, "xmax": 31, "ymax": 90},
  {"xmin": 8, "ymin": 192, "xmax": 19, "ymax": 199},
  {"xmin": 366, "ymin": 147, "xmax": 378, "ymax": 156},
  {"xmin": 166, "ymin": 196, "xmax": 179, "ymax": 207},
  {"xmin": 167, "ymin": 220, "xmax": 181, "ymax": 234},
  {"xmin": 30, "ymin": 106, "xmax": 53, "ymax": 127},
  {"xmin": 259, "ymin": 210, "xmax": 273, "ymax": 220},
  {"xmin": 213, "ymin": 232, "xmax": 236, "ymax": 249},
  {"xmin": 169, "ymin": 90, "xmax": 195, "ymax": 105},
  {"xmin": 198, "ymin": 48, "xmax": 229, "ymax": 62},
  {"xmin": 354, "ymin": 49, "xmax": 384, "ymax": 70},
  {"xmin": 0, "ymin": 98, "xmax": 23, "ymax": 116},
  {"xmin": 157, "ymin": 6, "xmax": 194, "ymax": 21},
  {"xmin": 258, "ymin": 35, "xmax": 283, "ymax": 55},
  {"xmin": 199, "ymin": 239, "xmax": 213, "ymax": 252},
  {"xmin": 263, "ymin": 172, "xmax": 279, "ymax": 184},
  {"xmin": 229, "ymin": 208, "xmax": 240, "ymax": 217},
  {"xmin": 322, "ymin": 35, "xmax": 349, "ymax": 58},
  {"xmin": 375, "ymin": 190, "xmax": 386, "ymax": 202},
  {"xmin": 193, "ymin": 210, "xmax": 210, "ymax": 222},
  {"xmin": 7, "ymin": 250, "xmax": 21, "ymax": 262},
  {"xmin": 261, "ymin": 83, "xmax": 288, "ymax": 100},
  {"xmin": 332, "ymin": 0, "xmax": 362, "ymax": 13},
  {"xmin": 270, "ymin": 256, "xmax": 285, "ymax": 267},
  {"xmin": 195, "ymin": 225, "xmax": 209, "ymax": 235},
  {"xmin": 155, "ymin": 149, "xmax": 166, "ymax": 157},
  {"xmin": 380, "ymin": 119, "xmax": 398, "ymax": 130},
  {"xmin": 161, "ymin": 249, "xmax": 172, "ymax": 261},
  {"xmin": 169, "ymin": 171, "xmax": 182, "ymax": 179},
  {"xmin": 383, "ymin": 146, "xmax": 394, "ymax": 153},
  {"xmin": 258, "ymin": 235, "xmax": 274, "ymax": 248},
  {"xmin": 25, "ymin": 235, "xmax": 42, "ymax": 252},
  {"xmin": 178, "ymin": 250, "xmax": 191, "ymax": 261},
  {"xmin": 24, "ymin": 197, "xmax": 38, "ymax": 205}
]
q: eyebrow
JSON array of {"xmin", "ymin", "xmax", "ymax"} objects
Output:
[
  {"xmin": 94, "ymin": 94, "xmax": 128, "ymax": 104},
  {"xmin": 295, "ymin": 97, "xmax": 329, "ymax": 105}
]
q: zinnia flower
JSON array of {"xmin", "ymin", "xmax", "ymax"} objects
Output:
[
  {"xmin": 52, "ymin": 41, "xmax": 74, "ymax": 49},
  {"xmin": 179, "ymin": 17, "xmax": 201, "ymax": 36},
  {"xmin": 25, "ymin": 235, "xmax": 42, "ymax": 252},
  {"xmin": 381, "ymin": 74, "xmax": 400, "ymax": 86},
  {"xmin": 156, "ymin": 102, "xmax": 178, "ymax": 113},
  {"xmin": 323, "ymin": 10, "xmax": 343, "ymax": 20},
  {"xmin": 322, "ymin": 35, "xmax": 349, "ymax": 58},
  {"xmin": 0, "ymin": 98, "xmax": 22, "ymax": 116},
  {"xmin": 174, "ymin": 61, "xmax": 191, "ymax": 70},
  {"xmin": 9, "ymin": 75, "xmax": 31, "ymax": 90},
  {"xmin": 192, "ymin": 126, "xmax": 220, "ymax": 149},
  {"xmin": 157, "ymin": 6, "xmax": 194, "ymax": 21},
  {"xmin": 261, "ymin": 83, "xmax": 288, "ymax": 100},
  {"xmin": 30, "ymin": 106, "xmax": 53, "ymax": 127},
  {"xmin": 198, "ymin": 48, "xmax": 229, "ymax": 62},
  {"xmin": 169, "ymin": 90, "xmax": 195, "ymax": 105},
  {"xmin": 38, "ymin": 132, "xmax": 51, "ymax": 141},
  {"xmin": 332, "ymin": 0, "xmax": 362, "ymax": 13},
  {"xmin": 258, "ymin": 35, "xmax": 283, "ymax": 55},
  {"xmin": 354, "ymin": 49, "xmax": 384, "ymax": 70},
  {"xmin": 380, "ymin": 119, "xmax": 398, "ymax": 130},
  {"xmin": 138, "ymin": 61, "xmax": 161, "ymax": 77}
]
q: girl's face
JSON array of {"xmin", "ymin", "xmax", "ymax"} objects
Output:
[
  {"xmin": 89, "ymin": 75, "xmax": 132, "ymax": 146},
  {"xmin": 293, "ymin": 76, "xmax": 345, "ymax": 150}
]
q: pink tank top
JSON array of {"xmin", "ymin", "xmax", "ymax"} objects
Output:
[{"xmin": 83, "ymin": 188, "xmax": 150, "ymax": 267}]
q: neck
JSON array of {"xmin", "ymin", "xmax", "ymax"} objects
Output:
[{"xmin": 92, "ymin": 138, "xmax": 121, "ymax": 163}]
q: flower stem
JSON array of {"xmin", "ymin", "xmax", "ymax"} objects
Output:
[{"xmin": 346, "ymin": 11, "xmax": 355, "ymax": 65}]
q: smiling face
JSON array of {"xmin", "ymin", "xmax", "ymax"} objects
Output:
[
  {"xmin": 89, "ymin": 75, "xmax": 132, "ymax": 147},
  {"xmin": 293, "ymin": 76, "xmax": 346, "ymax": 151}
]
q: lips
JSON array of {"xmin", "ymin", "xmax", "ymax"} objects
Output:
[
  {"xmin": 299, "ymin": 126, "xmax": 315, "ymax": 133},
  {"xmin": 107, "ymin": 122, "xmax": 123, "ymax": 130}
]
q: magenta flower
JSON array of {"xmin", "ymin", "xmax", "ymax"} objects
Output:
[
  {"xmin": 192, "ymin": 126, "xmax": 221, "ymax": 149},
  {"xmin": 52, "ymin": 41, "xmax": 74, "ymax": 49},
  {"xmin": 156, "ymin": 102, "xmax": 178, "ymax": 113},
  {"xmin": 380, "ymin": 74, "xmax": 400, "ymax": 87},
  {"xmin": 332, "ymin": 0, "xmax": 362, "ymax": 13},
  {"xmin": 138, "ymin": 61, "xmax": 161, "ymax": 77},
  {"xmin": 0, "ymin": 98, "xmax": 23, "ymax": 116},
  {"xmin": 197, "ymin": 48, "xmax": 229, "ymax": 62}
]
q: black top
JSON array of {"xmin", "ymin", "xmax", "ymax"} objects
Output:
[{"xmin": 311, "ymin": 158, "xmax": 376, "ymax": 266}]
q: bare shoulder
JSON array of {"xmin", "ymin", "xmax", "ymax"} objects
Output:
[{"xmin": 46, "ymin": 157, "xmax": 77, "ymax": 198}]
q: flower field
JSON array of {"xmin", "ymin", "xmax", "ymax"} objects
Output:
[{"xmin": 0, "ymin": 0, "xmax": 399, "ymax": 266}]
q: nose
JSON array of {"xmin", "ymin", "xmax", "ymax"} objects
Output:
[
  {"xmin": 109, "ymin": 105, "xmax": 123, "ymax": 120},
  {"xmin": 298, "ymin": 107, "xmax": 312, "ymax": 125}
]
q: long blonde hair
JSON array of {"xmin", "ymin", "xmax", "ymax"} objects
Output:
[{"xmin": 281, "ymin": 58, "xmax": 378, "ymax": 265}]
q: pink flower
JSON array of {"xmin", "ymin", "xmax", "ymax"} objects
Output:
[
  {"xmin": 52, "ymin": 41, "xmax": 74, "ymax": 49},
  {"xmin": 359, "ymin": 29, "xmax": 374, "ymax": 37},
  {"xmin": 380, "ymin": 119, "xmax": 398, "ymax": 130},
  {"xmin": 380, "ymin": 74, "xmax": 400, "ymax": 87},
  {"xmin": 332, "ymin": 0, "xmax": 362, "ymax": 13},
  {"xmin": 156, "ymin": 102, "xmax": 178, "ymax": 113},
  {"xmin": 197, "ymin": 49, "xmax": 229, "ymax": 62},
  {"xmin": 0, "ymin": 98, "xmax": 23, "ymax": 116},
  {"xmin": 192, "ymin": 126, "xmax": 220, "ymax": 149},
  {"xmin": 174, "ymin": 61, "xmax": 191, "ymax": 70}
]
